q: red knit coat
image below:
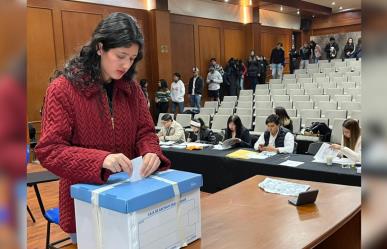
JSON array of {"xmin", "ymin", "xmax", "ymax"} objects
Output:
[{"xmin": 35, "ymin": 75, "xmax": 171, "ymax": 233}]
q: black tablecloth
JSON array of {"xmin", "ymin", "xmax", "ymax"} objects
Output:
[{"xmin": 162, "ymin": 147, "xmax": 360, "ymax": 193}]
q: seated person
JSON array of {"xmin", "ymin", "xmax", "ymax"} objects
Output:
[
  {"xmin": 254, "ymin": 114, "xmax": 294, "ymax": 153},
  {"xmin": 224, "ymin": 115, "xmax": 252, "ymax": 148},
  {"xmin": 274, "ymin": 106, "xmax": 293, "ymax": 133},
  {"xmin": 157, "ymin": 114, "xmax": 186, "ymax": 143},
  {"xmin": 330, "ymin": 118, "xmax": 361, "ymax": 163},
  {"xmin": 187, "ymin": 118, "xmax": 217, "ymax": 144}
]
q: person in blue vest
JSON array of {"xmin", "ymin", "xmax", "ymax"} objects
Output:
[{"xmin": 254, "ymin": 114, "xmax": 295, "ymax": 153}]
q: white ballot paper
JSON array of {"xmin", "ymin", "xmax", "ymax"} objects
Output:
[
  {"xmin": 313, "ymin": 143, "xmax": 339, "ymax": 163},
  {"xmin": 130, "ymin": 156, "xmax": 144, "ymax": 182},
  {"xmin": 258, "ymin": 177, "xmax": 310, "ymax": 196},
  {"xmin": 279, "ymin": 160, "xmax": 304, "ymax": 167}
]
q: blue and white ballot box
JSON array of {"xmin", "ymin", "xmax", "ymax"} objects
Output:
[{"xmin": 71, "ymin": 169, "xmax": 203, "ymax": 249}]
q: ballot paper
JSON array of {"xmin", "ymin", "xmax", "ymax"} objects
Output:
[
  {"xmin": 258, "ymin": 177, "xmax": 310, "ymax": 196},
  {"xmin": 159, "ymin": 141, "xmax": 175, "ymax": 146},
  {"xmin": 279, "ymin": 160, "xmax": 304, "ymax": 167},
  {"xmin": 129, "ymin": 156, "xmax": 143, "ymax": 182},
  {"xmin": 249, "ymin": 151, "xmax": 277, "ymax": 160},
  {"xmin": 213, "ymin": 144, "xmax": 228, "ymax": 150},
  {"xmin": 313, "ymin": 143, "xmax": 339, "ymax": 163}
]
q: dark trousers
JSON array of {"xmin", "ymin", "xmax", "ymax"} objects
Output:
[
  {"xmin": 248, "ymin": 76, "xmax": 259, "ymax": 92},
  {"xmin": 156, "ymin": 102, "xmax": 169, "ymax": 116},
  {"xmin": 290, "ymin": 59, "xmax": 298, "ymax": 74}
]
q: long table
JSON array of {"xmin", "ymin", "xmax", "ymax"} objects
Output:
[
  {"xmin": 61, "ymin": 175, "xmax": 360, "ymax": 249},
  {"xmin": 162, "ymin": 147, "xmax": 360, "ymax": 193}
]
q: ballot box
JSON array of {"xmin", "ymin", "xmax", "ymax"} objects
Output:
[{"xmin": 71, "ymin": 169, "xmax": 203, "ymax": 249}]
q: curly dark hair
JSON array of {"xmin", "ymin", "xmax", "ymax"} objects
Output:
[{"xmin": 53, "ymin": 12, "xmax": 144, "ymax": 88}]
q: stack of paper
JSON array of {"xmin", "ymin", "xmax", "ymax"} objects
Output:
[{"xmin": 258, "ymin": 177, "xmax": 310, "ymax": 196}]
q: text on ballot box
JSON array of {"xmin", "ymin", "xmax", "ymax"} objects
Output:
[{"xmin": 71, "ymin": 169, "xmax": 203, "ymax": 249}]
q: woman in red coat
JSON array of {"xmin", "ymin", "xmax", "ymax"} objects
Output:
[{"xmin": 35, "ymin": 13, "xmax": 171, "ymax": 240}]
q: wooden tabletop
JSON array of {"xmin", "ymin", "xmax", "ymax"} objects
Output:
[{"xmin": 60, "ymin": 175, "xmax": 360, "ymax": 249}]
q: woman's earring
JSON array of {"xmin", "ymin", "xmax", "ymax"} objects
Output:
[{"xmin": 97, "ymin": 50, "xmax": 101, "ymax": 56}]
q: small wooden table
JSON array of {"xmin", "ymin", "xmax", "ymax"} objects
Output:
[{"xmin": 61, "ymin": 175, "xmax": 360, "ymax": 249}]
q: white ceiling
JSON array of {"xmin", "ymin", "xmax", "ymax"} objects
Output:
[{"xmin": 304, "ymin": 0, "xmax": 361, "ymax": 13}]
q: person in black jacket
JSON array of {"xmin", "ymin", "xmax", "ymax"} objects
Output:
[
  {"xmin": 354, "ymin": 37, "xmax": 362, "ymax": 59},
  {"xmin": 247, "ymin": 50, "xmax": 259, "ymax": 92},
  {"xmin": 188, "ymin": 67, "xmax": 203, "ymax": 113},
  {"xmin": 270, "ymin": 42, "xmax": 285, "ymax": 79},
  {"xmin": 324, "ymin": 37, "xmax": 339, "ymax": 61},
  {"xmin": 289, "ymin": 44, "xmax": 299, "ymax": 74},
  {"xmin": 274, "ymin": 106, "xmax": 294, "ymax": 133},
  {"xmin": 343, "ymin": 38, "xmax": 356, "ymax": 59},
  {"xmin": 258, "ymin": 55, "xmax": 268, "ymax": 85},
  {"xmin": 224, "ymin": 58, "xmax": 240, "ymax": 97},
  {"xmin": 187, "ymin": 118, "xmax": 218, "ymax": 144},
  {"xmin": 299, "ymin": 42, "xmax": 311, "ymax": 69},
  {"xmin": 224, "ymin": 115, "xmax": 252, "ymax": 148}
]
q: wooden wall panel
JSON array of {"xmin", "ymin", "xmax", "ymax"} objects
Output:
[
  {"xmin": 27, "ymin": 0, "xmax": 151, "ymax": 124},
  {"xmin": 260, "ymin": 26, "xmax": 292, "ymax": 74},
  {"xmin": 224, "ymin": 29, "xmax": 246, "ymax": 61},
  {"xmin": 27, "ymin": 7, "xmax": 57, "ymax": 122},
  {"xmin": 170, "ymin": 22, "xmax": 195, "ymax": 101},
  {"xmin": 61, "ymin": 10, "xmax": 103, "ymax": 59}
]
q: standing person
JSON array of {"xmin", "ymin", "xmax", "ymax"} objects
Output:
[
  {"xmin": 209, "ymin": 58, "xmax": 225, "ymax": 101},
  {"xmin": 330, "ymin": 119, "xmax": 361, "ymax": 163},
  {"xmin": 343, "ymin": 38, "xmax": 356, "ymax": 59},
  {"xmin": 35, "ymin": 13, "xmax": 171, "ymax": 241},
  {"xmin": 155, "ymin": 79, "xmax": 171, "ymax": 116},
  {"xmin": 270, "ymin": 42, "xmax": 285, "ymax": 79},
  {"xmin": 299, "ymin": 42, "xmax": 311, "ymax": 69},
  {"xmin": 324, "ymin": 37, "xmax": 339, "ymax": 61},
  {"xmin": 170, "ymin": 72, "xmax": 185, "ymax": 114},
  {"xmin": 314, "ymin": 42, "xmax": 322, "ymax": 63},
  {"xmin": 188, "ymin": 67, "xmax": 203, "ymax": 113},
  {"xmin": 258, "ymin": 55, "xmax": 269, "ymax": 85},
  {"xmin": 206, "ymin": 66, "xmax": 223, "ymax": 102},
  {"xmin": 354, "ymin": 38, "xmax": 362, "ymax": 59},
  {"xmin": 238, "ymin": 59, "xmax": 247, "ymax": 91},
  {"xmin": 247, "ymin": 50, "xmax": 259, "ymax": 91},
  {"xmin": 139, "ymin": 79, "xmax": 150, "ymax": 108},
  {"xmin": 224, "ymin": 58, "xmax": 240, "ymax": 96},
  {"xmin": 289, "ymin": 44, "xmax": 299, "ymax": 74},
  {"xmin": 309, "ymin": 40, "xmax": 317, "ymax": 63}
]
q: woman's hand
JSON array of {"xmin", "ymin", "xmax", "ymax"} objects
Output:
[
  {"xmin": 330, "ymin": 144, "xmax": 341, "ymax": 150},
  {"xmin": 141, "ymin": 153, "xmax": 161, "ymax": 177},
  {"xmin": 102, "ymin": 153, "xmax": 132, "ymax": 175}
]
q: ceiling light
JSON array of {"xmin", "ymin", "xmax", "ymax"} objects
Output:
[
  {"xmin": 339, "ymin": 6, "xmax": 343, "ymax": 10},
  {"xmin": 280, "ymin": 5, "xmax": 283, "ymax": 11},
  {"xmin": 249, "ymin": 0, "xmax": 252, "ymax": 5},
  {"xmin": 332, "ymin": 2, "xmax": 336, "ymax": 5},
  {"xmin": 312, "ymin": 15, "xmax": 315, "ymax": 18},
  {"xmin": 224, "ymin": 0, "xmax": 229, "ymax": 2},
  {"xmin": 297, "ymin": 9, "xmax": 300, "ymax": 15}
]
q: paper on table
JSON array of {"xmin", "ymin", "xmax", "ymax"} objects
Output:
[
  {"xmin": 130, "ymin": 156, "xmax": 143, "ymax": 182},
  {"xmin": 226, "ymin": 149, "xmax": 260, "ymax": 159},
  {"xmin": 258, "ymin": 177, "xmax": 310, "ymax": 196},
  {"xmin": 159, "ymin": 141, "xmax": 175, "ymax": 146},
  {"xmin": 314, "ymin": 143, "xmax": 338, "ymax": 162},
  {"xmin": 332, "ymin": 157, "xmax": 355, "ymax": 165},
  {"xmin": 249, "ymin": 151, "xmax": 277, "ymax": 160},
  {"xmin": 279, "ymin": 160, "xmax": 304, "ymax": 167},
  {"xmin": 213, "ymin": 144, "xmax": 228, "ymax": 150}
]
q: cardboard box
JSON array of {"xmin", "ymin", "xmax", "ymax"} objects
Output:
[{"xmin": 71, "ymin": 169, "xmax": 203, "ymax": 249}]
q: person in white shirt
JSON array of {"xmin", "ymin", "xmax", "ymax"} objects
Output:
[
  {"xmin": 206, "ymin": 66, "xmax": 223, "ymax": 102},
  {"xmin": 330, "ymin": 118, "xmax": 361, "ymax": 163},
  {"xmin": 170, "ymin": 72, "xmax": 185, "ymax": 114},
  {"xmin": 254, "ymin": 114, "xmax": 295, "ymax": 153}
]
